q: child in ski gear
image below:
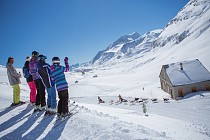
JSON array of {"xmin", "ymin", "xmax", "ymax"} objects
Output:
[
  {"xmin": 6, "ymin": 57, "xmax": 22, "ymax": 105},
  {"xmin": 118, "ymin": 94, "xmax": 128, "ymax": 102},
  {"xmin": 98, "ymin": 96, "xmax": 105, "ymax": 104},
  {"xmin": 50, "ymin": 56, "xmax": 69, "ymax": 118},
  {"xmin": 23, "ymin": 56, "xmax": 36, "ymax": 104},
  {"xmin": 37, "ymin": 54, "xmax": 57, "ymax": 115},
  {"xmin": 29, "ymin": 51, "xmax": 46, "ymax": 111}
]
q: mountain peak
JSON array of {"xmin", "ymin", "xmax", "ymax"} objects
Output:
[{"xmin": 91, "ymin": 30, "xmax": 162, "ymax": 65}]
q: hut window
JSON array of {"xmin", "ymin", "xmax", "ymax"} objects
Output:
[
  {"xmin": 191, "ymin": 87, "xmax": 196, "ymax": 92},
  {"xmin": 170, "ymin": 92, "xmax": 174, "ymax": 99},
  {"xmin": 206, "ymin": 86, "xmax": 210, "ymax": 91},
  {"xmin": 170, "ymin": 89, "xmax": 173, "ymax": 94}
]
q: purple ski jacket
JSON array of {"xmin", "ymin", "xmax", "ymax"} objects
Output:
[{"xmin": 29, "ymin": 58, "xmax": 40, "ymax": 80}]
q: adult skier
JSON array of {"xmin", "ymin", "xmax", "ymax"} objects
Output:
[
  {"xmin": 23, "ymin": 56, "xmax": 36, "ymax": 105},
  {"xmin": 6, "ymin": 57, "xmax": 22, "ymax": 105},
  {"xmin": 29, "ymin": 51, "xmax": 46, "ymax": 111},
  {"xmin": 37, "ymin": 54, "xmax": 57, "ymax": 115}
]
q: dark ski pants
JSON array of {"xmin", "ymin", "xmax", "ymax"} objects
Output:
[
  {"xmin": 58, "ymin": 89, "xmax": 69, "ymax": 115},
  {"xmin": 34, "ymin": 79, "xmax": 46, "ymax": 107}
]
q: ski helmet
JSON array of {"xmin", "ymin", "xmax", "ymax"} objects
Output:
[
  {"xmin": 38, "ymin": 54, "xmax": 47, "ymax": 61},
  {"xmin": 52, "ymin": 57, "xmax": 60, "ymax": 64},
  {"xmin": 32, "ymin": 51, "xmax": 39, "ymax": 57}
]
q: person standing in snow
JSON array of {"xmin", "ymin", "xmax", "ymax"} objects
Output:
[
  {"xmin": 29, "ymin": 51, "xmax": 46, "ymax": 111},
  {"xmin": 142, "ymin": 101, "xmax": 147, "ymax": 116},
  {"xmin": 50, "ymin": 56, "xmax": 69, "ymax": 119},
  {"xmin": 37, "ymin": 54, "xmax": 57, "ymax": 115},
  {"xmin": 23, "ymin": 56, "xmax": 36, "ymax": 105},
  {"xmin": 6, "ymin": 57, "xmax": 22, "ymax": 105}
]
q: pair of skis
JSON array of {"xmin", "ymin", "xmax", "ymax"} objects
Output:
[
  {"xmin": 53, "ymin": 105, "xmax": 84, "ymax": 129},
  {"xmin": 0, "ymin": 101, "xmax": 27, "ymax": 112},
  {"xmin": 42, "ymin": 101, "xmax": 77, "ymax": 118}
]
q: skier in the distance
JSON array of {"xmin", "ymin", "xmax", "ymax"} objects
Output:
[
  {"xmin": 23, "ymin": 56, "xmax": 36, "ymax": 105},
  {"xmin": 6, "ymin": 57, "xmax": 23, "ymax": 106},
  {"xmin": 37, "ymin": 54, "xmax": 57, "ymax": 115},
  {"xmin": 142, "ymin": 101, "xmax": 147, "ymax": 116},
  {"xmin": 50, "ymin": 56, "xmax": 69, "ymax": 119},
  {"xmin": 29, "ymin": 51, "xmax": 46, "ymax": 112}
]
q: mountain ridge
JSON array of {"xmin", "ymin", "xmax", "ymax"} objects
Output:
[{"xmin": 91, "ymin": 29, "xmax": 162, "ymax": 65}]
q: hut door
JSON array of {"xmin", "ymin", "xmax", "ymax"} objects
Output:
[
  {"xmin": 170, "ymin": 89, "xmax": 173, "ymax": 99},
  {"xmin": 178, "ymin": 89, "xmax": 183, "ymax": 97}
]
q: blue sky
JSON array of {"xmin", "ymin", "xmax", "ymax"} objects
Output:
[{"xmin": 0, "ymin": 0, "xmax": 189, "ymax": 67}]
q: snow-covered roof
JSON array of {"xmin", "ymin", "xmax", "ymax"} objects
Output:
[{"xmin": 166, "ymin": 59, "xmax": 210, "ymax": 86}]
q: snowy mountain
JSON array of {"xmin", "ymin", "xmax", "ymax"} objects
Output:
[
  {"xmin": 70, "ymin": 63, "xmax": 80, "ymax": 71},
  {"xmin": 90, "ymin": 0, "xmax": 210, "ymax": 72},
  {"xmin": 1, "ymin": 0, "xmax": 210, "ymax": 139},
  {"xmin": 153, "ymin": 0, "xmax": 210, "ymax": 48},
  {"xmin": 91, "ymin": 30, "xmax": 162, "ymax": 65}
]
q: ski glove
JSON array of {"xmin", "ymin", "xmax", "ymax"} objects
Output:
[{"xmin": 64, "ymin": 57, "xmax": 68, "ymax": 62}]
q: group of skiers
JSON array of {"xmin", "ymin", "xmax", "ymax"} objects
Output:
[{"xmin": 6, "ymin": 51, "xmax": 70, "ymax": 119}]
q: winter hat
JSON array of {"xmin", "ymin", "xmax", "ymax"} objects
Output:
[
  {"xmin": 38, "ymin": 54, "xmax": 47, "ymax": 61},
  {"xmin": 32, "ymin": 51, "xmax": 39, "ymax": 57},
  {"xmin": 52, "ymin": 57, "xmax": 60, "ymax": 64},
  {"xmin": 26, "ymin": 56, "xmax": 31, "ymax": 61}
]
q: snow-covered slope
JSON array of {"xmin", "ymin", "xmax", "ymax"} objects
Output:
[
  {"xmin": 0, "ymin": 65, "xmax": 5, "ymax": 68},
  {"xmin": 153, "ymin": 0, "xmax": 210, "ymax": 48},
  {"xmin": 91, "ymin": 30, "xmax": 162, "ymax": 65}
]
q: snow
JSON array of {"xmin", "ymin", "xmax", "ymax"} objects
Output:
[
  {"xmin": 1, "ymin": 0, "xmax": 210, "ymax": 139},
  {"xmin": 106, "ymin": 44, "xmax": 124, "ymax": 53},
  {"xmin": 166, "ymin": 59, "xmax": 210, "ymax": 86},
  {"xmin": 1, "ymin": 65, "xmax": 210, "ymax": 139},
  {"xmin": 0, "ymin": 65, "xmax": 6, "ymax": 68}
]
